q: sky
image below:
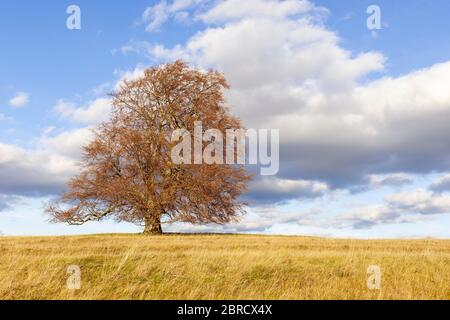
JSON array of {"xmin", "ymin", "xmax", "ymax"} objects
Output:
[{"xmin": 1, "ymin": 0, "xmax": 450, "ymax": 238}]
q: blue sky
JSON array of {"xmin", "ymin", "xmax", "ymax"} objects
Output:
[{"xmin": 2, "ymin": 0, "xmax": 450, "ymax": 238}]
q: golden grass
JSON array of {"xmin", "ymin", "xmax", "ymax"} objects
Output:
[{"xmin": 0, "ymin": 233, "xmax": 449, "ymax": 300}]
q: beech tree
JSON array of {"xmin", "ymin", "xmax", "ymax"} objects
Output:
[{"xmin": 46, "ymin": 61, "xmax": 251, "ymax": 234}]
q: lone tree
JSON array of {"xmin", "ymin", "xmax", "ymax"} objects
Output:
[{"xmin": 46, "ymin": 61, "xmax": 251, "ymax": 234}]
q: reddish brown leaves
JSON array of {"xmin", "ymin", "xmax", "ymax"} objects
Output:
[{"xmin": 46, "ymin": 61, "xmax": 251, "ymax": 233}]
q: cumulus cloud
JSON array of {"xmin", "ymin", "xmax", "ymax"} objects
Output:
[
  {"xmin": 365, "ymin": 173, "xmax": 413, "ymax": 189},
  {"xmin": 113, "ymin": 65, "xmax": 147, "ymax": 88},
  {"xmin": 38, "ymin": 127, "xmax": 93, "ymax": 159},
  {"xmin": 54, "ymin": 98, "xmax": 111, "ymax": 125},
  {"xmin": 142, "ymin": 1, "xmax": 170, "ymax": 32},
  {"xmin": 336, "ymin": 189, "xmax": 450, "ymax": 229},
  {"xmin": 386, "ymin": 190, "xmax": 450, "ymax": 214},
  {"xmin": 130, "ymin": 0, "xmax": 450, "ymax": 197},
  {"xmin": 0, "ymin": 128, "xmax": 91, "ymax": 197},
  {"xmin": 245, "ymin": 176, "xmax": 328, "ymax": 205},
  {"xmin": 141, "ymin": 0, "xmax": 206, "ymax": 32},
  {"xmin": 0, "ymin": 143, "xmax": 73, "ymax": 196},
  {"xmin": 430, "ymin": 174, "xmax": 450, "ymax": 193},
  {"xmin": 8, "ymin": 92, "xmax": 29, "ymax": 108}
]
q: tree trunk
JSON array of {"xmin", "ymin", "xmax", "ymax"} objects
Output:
[{"xmin": 143, "ymin": 216, "xmax": 163, "ymax": 235}]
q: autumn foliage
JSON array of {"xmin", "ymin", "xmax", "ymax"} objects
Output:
[{"xmin": 46, "ymin": 61, "xmax": 251, "ymax": 234}]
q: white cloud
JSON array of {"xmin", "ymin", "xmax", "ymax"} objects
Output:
[
  {"xmin": 54, "ymin": 98, "xmax": 111, "ymax": 125},
  {"xmin": 430, "ymin": 174, "xmax": 450, "ymax": 193},
  {"xmin": 197, "ymin": 0, "xmax": 323, "ymax": 24},
  {"xmin": 246, "ymin": 176, "xmax": 328, "ymax": 205},
  {"xmin": 113, "ymin": 65, "xmax": 147, "ymax": 89},
  {"xmin": 386, "ymin": 190, "xmax": 450, "ymax": 214},
  {"xmin": 0, "ymin": 132, "xmax": 84, "ymax": 196},
  {"xmin": 336, "ymin": 189, "xmax": 450, "ymax": 228},
  {"xmin": 133, "ymin": 0, "xmax": 450, "ymax": 194},
  {"xmin": 174, "ymin": 11, "xmax": 190, "ymax": 23},
  {"xmin": 142, "ymin": 1, "xmax": 170, "ymax": 32},
  {"xmin": 0, "ymin": 124, "xmax": 95, "ymax": 199},
  {"xmin": 38, "ymin": 127, "xmax": 93, "ymax": 159},
  {"xmin": 142, "ymin": 0, "xmax": 205, "ymax": 32},
  {"xmin": 8, "ymin": 92, "xmax": 29, "ymax": 108},
  {"xmin": 366, "ymin": 173, "xmax": 413, "ymax": 189},
  {"xmin": 337, "ymin": 204, "xmax": 397, "ymax": 228}
]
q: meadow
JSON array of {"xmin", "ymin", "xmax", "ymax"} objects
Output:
[{"xmin": 0, "ymin": 234, "xmax": 448, "ymax": 300}]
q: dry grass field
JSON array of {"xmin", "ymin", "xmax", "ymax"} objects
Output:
[{"xmin": 0, "ymin": 234, "xmax": 449, "ymax": 300}]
